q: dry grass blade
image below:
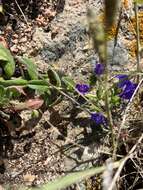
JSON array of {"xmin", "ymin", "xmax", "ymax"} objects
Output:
[
  {"xmin": 108, "ymin": 134, "xmax": 143, "ymax": 190},
  {"xmin": 29, "ymin": 161, "xmax": 121, "ymax": 190}
]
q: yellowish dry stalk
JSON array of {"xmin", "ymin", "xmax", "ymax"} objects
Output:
[
  {"xmin": 104, "ymin": 0, "xmax": 120, "ymax": 159},
  {"xmin": 105, "ymin": 0, "xmax": 120, "ymax": 30},
  {"xmin": 134, "ymin": 2, "xmax": 141, "ymax": 83}
]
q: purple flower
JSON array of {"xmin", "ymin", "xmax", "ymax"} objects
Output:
[
  {"xmin": 119, "ymin": 82, "xmax": 137, "ymax": 100},
  {"xmin": 115, "ymin": 75, "xmax": 137, "ymax": 100},
  {"xmin": 75, "ymin": 84, "xmax": 90, "ymax": 94},
  {"xmin": 115, "ymin": 74, "xmax": 129, "ymax": 88},
  {"xmin": 91, "ymin": 112, "xmax": 107, "ymax": 125},
  {"xmin": 94, "ymin": 63, "xmax": 104, "ymax": 76}
]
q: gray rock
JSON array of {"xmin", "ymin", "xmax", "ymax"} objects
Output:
[{"xmin": 107, "ymin": 40, "xmax": 128, "ymax": 66}]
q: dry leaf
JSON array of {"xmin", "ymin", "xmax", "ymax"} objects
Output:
[
  {"xmin": 10, "ymin": 98, "xmax": 44, "ymax": 111},
  {"xmin": 25, "ymin": 99, "xmax": 44, "ymax": 110}
]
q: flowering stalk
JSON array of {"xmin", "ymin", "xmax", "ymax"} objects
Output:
[
  {"xmin": 104, "ymin": 37, "xmax": 115, "ymax": 158},
  {"xmin": 104, "ymin": 0, "xmax": 118, "ymax": 158}
]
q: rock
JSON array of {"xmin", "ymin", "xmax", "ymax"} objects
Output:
[
  {"xmin": 12, "ymin": 39, "xmax": 18, "ymax": 44},
  {"xmin": 107, "ymin": 40, "xmax": 129, "ymax": 67},
  {"xmin": 23, "ymin": 174, "xmax": 36, "ymax": 186}
]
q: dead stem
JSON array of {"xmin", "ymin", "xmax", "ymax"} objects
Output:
[{"xmin": 134, "ymin": 2, "xmax": 141, "ymax": 83}]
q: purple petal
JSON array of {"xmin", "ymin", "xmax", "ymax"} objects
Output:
[
  {"xmin": 118, "ymin": 79, "xmax": 132, "ymax": 88},
  {"xmin": 94, "ymin": 63, "xmax": 104, "ymax": 76},
  {"xmin": 119, "ymin": 82, "xmax": 137, "ymax": 100},
  {"xmin": 91, "ymin": 112, "xmax": 107, "ymax": 125}
]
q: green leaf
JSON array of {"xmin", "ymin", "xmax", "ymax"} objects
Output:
[
  {"xmin": 0, "ymin": 85, "xmax": 5, "ymax": 97},
  {"xmin": 27, "ymin": 85, "xmax": 49, "ymax": 91},
  {"xmin": 62, "ymin": 76, "xmax": 75, "ymax": 91},
  {"xmin": 18, "ymin": 57, "xmax": 38, "ymax": 80},
  {"xmin": 0, "ymin": 78, "xmax": 28, "ymax": 86},
  {"xmin": 28, "ymin": 80, "xmax": 49, "ymax": 86},
  {"xmin": 5, "ymin": 88, "xmax": 21, "ymax": 99},
  {"xmin": 89, "ymin": 74, "xmax": 97, "ymax": 86},
  {"xmin": 0, "ymin": 79, "xmax": 49, "ymax": 87},
  {"xmin": 111, "ymin": 95, "xmax": 120, "ymax": 106},
  {"xmin": 27, "ymin": 84, "xmax": 50, "ymax": 95},
  {"xmin": 48, "ymin": 68, "xmax": 61, "ymax": 87},
  {"xmin": 0, "ymin": 86, "xmax": 10, "ymax": 106},
  {"xmin": 0, "ymin": 44, "xmax": 15, "ymax": 78}
]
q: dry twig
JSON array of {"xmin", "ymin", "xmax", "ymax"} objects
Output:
[{"xmin": 14, "ymin": 0, "xmax": 28, "ymax": 24}]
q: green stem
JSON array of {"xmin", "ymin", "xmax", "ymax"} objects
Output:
[
  {"xmin": 104, "ymin": 38, "xmax": 115, "ymax": 159},
  {"xmin": 104, "ymin": 25, "xmax": 116, "ymax": 159}
]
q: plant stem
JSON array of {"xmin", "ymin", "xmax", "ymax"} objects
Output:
[
  {"xmin": 104, "ymin": 7, "xmax": 116, "ymax": 159},
  {"xmin": 104, "ymin": 36, "xmax": 116, "ymax": 159},
  {"xmin": 135, "ymin": 2, "xmax": 141, "ymax": 83}
]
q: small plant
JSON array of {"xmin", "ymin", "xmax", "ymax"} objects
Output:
[{"xmin": 1, "ymin": 0, "xmax": 143, "ymax": 190}]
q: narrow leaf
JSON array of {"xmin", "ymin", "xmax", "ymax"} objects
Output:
[
  {"xmin": 27, "ymin": 84, "xmax": 50, "ymax": 95},
  {"xmin": 29, "ymin": 161, "xmax": 120, "ymax": 190},
  {"xmin": 0, "ymin": 78, "xmax": 28, "ymax": 87},
  {"xmin": 18, "ymin": 57, "xmax": 38, "ymax": 80},
  {"xmin": 62, "ymin": 76, "xmax": 75, "ymax": 91},
  {"xmin": 48, "ymin": 68, "xmax": 61, "ymax": 87}
]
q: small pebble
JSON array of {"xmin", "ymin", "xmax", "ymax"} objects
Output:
[
  {"xmin": 10, "ymin": 45, "xmax": 18, "ymax": 53},
  {"xmin": 19, "ymin": 37, "xmax": 27, "ymax": 43}
]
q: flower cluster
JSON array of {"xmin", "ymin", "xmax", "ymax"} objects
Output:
[
  {"xmin": 94, "ymin": 63, "xmax": 104, "ymax": 76},
  {"xmin": 75, "ymin": 63, "xmax": 104, "ymax": 94},
  {"xmin": 91, "ymin": 112, "xmax": 107, "ymax": 126},
  {"xmin": 116, "ymin": 74, "xmax": 137, "ymax": 100},
  {"xmin": 75, "ymin": 84, "xmax": 90, "ymax": 94},
  {"xmin": 75, "ymin": 67, "xmax": 137, "ymax": 128}
]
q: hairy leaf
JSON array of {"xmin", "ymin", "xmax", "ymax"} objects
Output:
[
  {"xmin": 0, "ymin": 44, "xmax": 15, "ymax": 78},
  {"xmin": 27, "ymin": 84, "xmax": 50, "ymax": 95},
  {"xmin": 62, "ymin": 76, "xmax": 75, "ymax": 91},
  {"xmin": 18, "ymin": 57, "xmax": 38, "ymax": 80},
  {"xmin": 48, "ymin": 68, "xmax": 61, "ymax": 87}
]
